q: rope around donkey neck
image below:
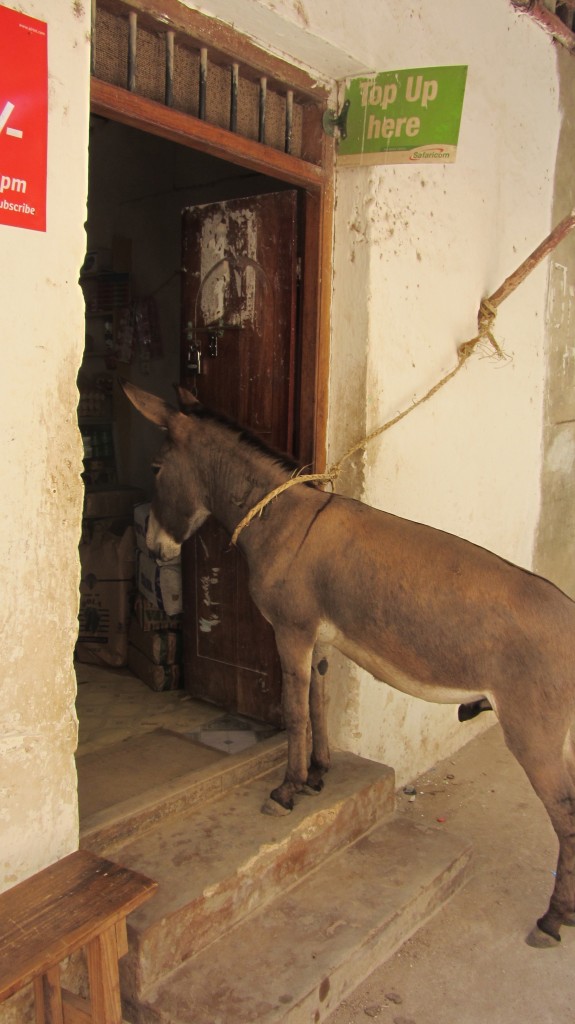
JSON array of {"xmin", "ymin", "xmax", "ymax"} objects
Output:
[{"xmin": 231, "ymin": 210, "xmax": 575, "ymax": 548}]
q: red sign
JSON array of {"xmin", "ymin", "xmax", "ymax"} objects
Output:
[{"xmin": 0, "ymin": 4, "xmax": 48, "ymax": 232}]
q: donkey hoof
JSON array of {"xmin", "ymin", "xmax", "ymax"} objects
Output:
[
  {"xmin": 261, "ymin": 796, "xmax": 293, "ymax": 817},
  {"xmin": 526, "ymin": 925, "xmax": 561, "ymax": 948},
  {"xmin": 303, "ymin": 779, "xmax": 324, "ymax": 796},
  {"xmin": 563, "ymin": 913, "xmax": 575, "ymax": 927}
]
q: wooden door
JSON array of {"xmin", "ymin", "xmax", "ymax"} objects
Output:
[{"xmin": 180, "ymin": 190, "xmax": 298, "ymax": 726}]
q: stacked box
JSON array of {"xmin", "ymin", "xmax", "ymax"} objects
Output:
[
  {"xmin": 127, "ymin": 646, "xmax": 180, "ymax": 691},
  {"xmin": 129, "ymin": 616, "xmax": 182, "ymax": 660},
  {"xmin": 134, "ymin": 502, "xmax": 183, "ymax": 616},
  {"xmin": 128, "ymin": 619, "xmax": 181, "ymax": 691},
  {"xmin": 129, "ymin": 504, "xmax": 184, "ymax": 690},
  {"xmin": 77, "ymin": 523, "xmax": 135, "ymax": 667},
  {"xmin": 136, "ymin": 549, "xmax": 182, "ymax": 616},
  {"xmin": 133, "ymin": 593, "xmax": 182, "ymax": 633}
]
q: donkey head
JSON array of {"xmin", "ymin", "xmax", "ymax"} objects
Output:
[{"xmin": 121, "ymin": 380, "xmax": 210, "ymax": 561}]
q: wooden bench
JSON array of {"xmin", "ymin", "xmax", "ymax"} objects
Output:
[{"xmin": 0, "ymin": 849, "xmax": 157, "ymax": 1023}]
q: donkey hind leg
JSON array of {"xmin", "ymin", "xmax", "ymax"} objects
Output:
[
  {"xmin": 262, "ymin": 631, "xmax": 314, "ymax": 816},
  {"xmin": 500, "ymin": 714, "xmax": 575, "ymax": 946},
  {"xmin": 304, "ymin": 646, "xmax": 331, "ymax": 794}
]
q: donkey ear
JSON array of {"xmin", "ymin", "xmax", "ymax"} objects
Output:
[
  {"xmin": 120, "ymin": 379, "xmax": 178, "ymax": 431},
  {"xmin": 174, "ymin": 384, "xmax": 199, "ymax": 414}
]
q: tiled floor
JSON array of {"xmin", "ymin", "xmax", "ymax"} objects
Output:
[
  {"xmin": 75, "ymin": 661, "xmax": 223, "ymax": 756},
  {"xmin": 75, "ymin": 662, "xmax": 277, "ymax": 755},
  {"xmin": 75, "ymin": 662, "xmax": 279, "ymax": 822}
]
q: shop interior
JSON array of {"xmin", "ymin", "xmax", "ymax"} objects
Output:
[
  {"xmin": 79, "ymin": 115, "xmax": 286, "ymax": 497},
  {"xmin": 75, "ymin": 117, "xmax": 284, "ymax": 827}
]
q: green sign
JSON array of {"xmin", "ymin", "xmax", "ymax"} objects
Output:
[{"xmin": 337, "ymin": 65, "xmax": 468, "ymax": 166}]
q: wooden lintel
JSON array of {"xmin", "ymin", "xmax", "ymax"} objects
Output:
[{"xmin": 91, "ymin": 78, "xmax": 326, "ymax": 190}]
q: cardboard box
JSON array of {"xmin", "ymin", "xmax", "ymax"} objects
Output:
[
  {"xmin": 128, "ymin": 618, "xmax": 182, "ymax": 665},
  {"xmin": 134, "ymin": 502, "xmax": 181, "ymax": 563},
  {"xmin": 133, "ymin": 594, "xmax": 182, "ymax": 632},
  {"xmin": 128, "ymin": 644, "xmax": 181, "ymax": 692},
  {"xmin": 76, "ymin": 524, "xmax": 135, "ymax": 667},
  {"xmin": 136, "ymin": 548, "xmax": 182, "ymax": 616}
]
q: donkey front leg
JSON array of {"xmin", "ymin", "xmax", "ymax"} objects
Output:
[
  {"xmin": 305, "ymin": 645, "xmax": 331, "ymax": 794},
  {"xmin": 263, "ymin": 631, "xmax": 314, "ymax": 815}
]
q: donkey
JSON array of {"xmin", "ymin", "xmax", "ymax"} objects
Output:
[{"xmin": 123, "ymin": 379, "xmax": 575, "ymax": 947}]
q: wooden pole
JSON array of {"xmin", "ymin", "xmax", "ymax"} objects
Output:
[{"xmin": 489, "ymin": 209, "xmax": 575, "ymax": 308}]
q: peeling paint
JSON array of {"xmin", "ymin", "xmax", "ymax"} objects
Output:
[
  {"xmin": 199, "ymin": 565, "xmax": 221, "ymax": 631},
  {"xmin": 545, "ymin": 429, "xmax": 575, "ymax": 475},
  {"xmin": 200, "ymin": 567, "xmax": 221, "ymax": 608},
  {"xmin": 199, "ymin": 615, "xmax": 222, "ymax": 633},
  {"xmin": 198, "ymin": 208, "xmax": 258, "ymax": 327},
  {"xmin": 292, "ymin": 0, "xmax": 310, "ymax": 27}
]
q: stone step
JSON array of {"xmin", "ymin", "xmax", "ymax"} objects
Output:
[
  {"xmin": 80, "ymin": 733, "xmax": 289, "ymax": 854},
  {"xmin": 117, "ymin": 751, "xmax": 396, "ymax": 1000},
  {"xmin": 125, "ymin": 815, "xmax": 471, "ymax": 1024}
]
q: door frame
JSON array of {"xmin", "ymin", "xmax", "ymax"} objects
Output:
[{"xmin": 90, "ymin": 5, "xmax": 334, "ymax": 471}]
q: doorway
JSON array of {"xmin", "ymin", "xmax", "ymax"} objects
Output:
[
  {"xmin": 78, "ymin": 114, "xmax": 307, "ymax": 701},
  {"xmin": 76, "ymin": 1, "xmax": 332, "ymax": 823},
  {"xmin": 75, "ymin": 122, "xmax": 297, "ymax": 827}
]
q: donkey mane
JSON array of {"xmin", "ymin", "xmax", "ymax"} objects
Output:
[{"xmin": 187, "ymin": 402, "xmax": 302, "ymax": 477}]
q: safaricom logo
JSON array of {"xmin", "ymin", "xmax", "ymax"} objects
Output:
[{"xmin": 409, "ymin": 147, "xmax": 448, "ymax": 161}]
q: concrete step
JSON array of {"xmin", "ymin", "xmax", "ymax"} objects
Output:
[
  {"xmin": 115, "ymin": 751, "xmax": 396, "ymax": 1001},
  {"xmin": 80, "ymin": 732, "xmax": 289, "ymax": 854},
  {"xmin": 125, "ymin": 815, "xmax": 471, "ymax": 1024}
]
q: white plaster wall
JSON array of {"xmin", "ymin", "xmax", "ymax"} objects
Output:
[
  {"xmin": 187, "ymin": 0, "xmax": 562, "ymax": 784},
  {"xmin": 329, "ymin": 0, "xmax": 560, "ymax": 780},
  {"xmin": 0, "ymin": 0, "xmax": 89, "ymax": 905}
]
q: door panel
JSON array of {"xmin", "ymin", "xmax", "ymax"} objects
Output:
[{"xmin": 180, "ymin": 190, "xmax": 298, "ymax": 725}]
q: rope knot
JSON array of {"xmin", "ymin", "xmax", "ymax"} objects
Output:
[
  {"xmin": 478, "ymin": 296, "xmax": 497, "ymax": 334},
  {"xmin": 458, "ymin": 296, "xmax": 502, "ymax": 363}
]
